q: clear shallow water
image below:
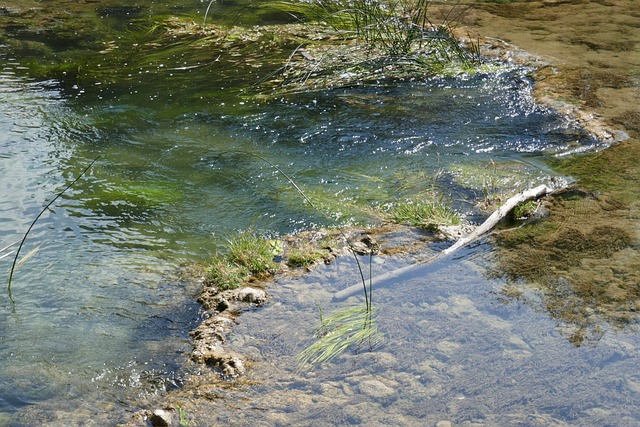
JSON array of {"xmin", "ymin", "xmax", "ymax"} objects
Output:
[
  {"xmin": 0, "ymin": 71, "xmax": 200, "ymax": 422},
  {"xmin": 216, "ymin": 250, "xmax": 640, "ymax": 426},
  {"xmin": 0, "ymin": 5, "xmax": 608, "ymax": 424}
]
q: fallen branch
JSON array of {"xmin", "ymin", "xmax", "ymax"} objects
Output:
[{"xmin": 333, "ymin": 184, "xmax": 555, "ymax": 301}]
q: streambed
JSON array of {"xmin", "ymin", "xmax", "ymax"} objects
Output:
[{"xmin": 0, "ymin": 0, "xmax": 638, "ymax": 425}]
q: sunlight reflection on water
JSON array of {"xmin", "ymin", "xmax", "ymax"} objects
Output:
[{"xmin": 0, "ymin": 59, "xmax": 606, "ymax": 424}]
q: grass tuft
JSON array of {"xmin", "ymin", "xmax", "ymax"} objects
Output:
[
  {"xmin": 227, "ymin": 230, "xmax": 278, "ymax": 276},
  {"xmin": 512, "ymin": 200, "xmax": 539, "ymax": 220},
  {"xmin": 391, "ymin": 197, "xmax": 461, "ymax": 231},
  {"xmin": 204, "ymin": 229, "xmax": 277, "ymax": 291},
  {"xmin": 297, "ymin": 305, "xmax": 382, "ymax": 369},
  {"xmin": 286, "ymin": 245, "xmax": 327, "ymax": 268}
]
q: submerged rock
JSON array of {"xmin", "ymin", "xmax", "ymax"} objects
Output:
[{"xmin": 235, "ymin": 287, "xmax": 268, "ymax": 305}]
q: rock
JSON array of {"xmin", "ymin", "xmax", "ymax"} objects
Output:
[
  {"xmin": 190, "ymin": 314, "xmax": 242, "ymax": 374},
  {"xmin": 148, "ymin": 409, "xmax": 174, "ymax": 427},
  {"xmin": 369, "ymin": 351, "xmax": 398, "ymax": 368},
  {"xmin": 197, "ymin": 348, "xmax": 246, "ymax": 377},
  {"xmin": 235, "ymin": 287, "xmax": 268, "ymax": 305},
  {"xmin": 437, "ymin": 224, "xmax": 476, "ymax": 241}
]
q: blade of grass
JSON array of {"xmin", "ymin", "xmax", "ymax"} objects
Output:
[
  {"xmin": 7, "ymin": 156, "xmax": 100, "ymax": 302},
  {"xmin": 14, "ymin": 245, "xmax": 42, "ymax": 270}
]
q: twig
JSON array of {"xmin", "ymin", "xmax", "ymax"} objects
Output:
[{"xmin": 333, "ymin": 184, "xmax": 557, "ymax": 300}]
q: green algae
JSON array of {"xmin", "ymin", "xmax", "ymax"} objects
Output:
[
  {"xmin": 549, "ymin": 140, "xmax": 640, "ymax": 204},
  {"xmin": 492, "ymin": 139, "xmax": 640, "ymax": 346}
]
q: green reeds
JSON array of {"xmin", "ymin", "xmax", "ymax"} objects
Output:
[
  {"xmin": 267, "ymin": 0, "xmax": 475, "ymax": 60},
  {"xmin": 297, "ymin": 305, "xmax": 382, "ymax": 368},
  {"xmin": 391, "ymin": 197, "xmax": 461, "ymax": 231}
]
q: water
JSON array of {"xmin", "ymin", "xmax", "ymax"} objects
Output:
[
  {"xmin": 0, "ymin": 1, "xmax": 623, "ymax": 425},
  {"xmin": 0, "ymin": 70, "xmax": 199, "ymax": 422},
  {"xmin": 218, "ymin": 251, "xmax": 640, "ymax": 426}
]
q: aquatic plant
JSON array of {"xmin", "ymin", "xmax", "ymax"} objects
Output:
[
  {"xmin": 204, "ymin": 229, "xmax": 278, "ymax": 291},
  {"xmin": 268, "ymin": 0, "xmax": 471, "ymax": 57},
  {"xmin": 491, "ymin": 185, "xmax": 638, "ymax": 346},
  {"xmin": 391, "ymin": 197, "xmax": 461, "ymax": 231},
  {"xmin": 0, "ymin": 240, "xmax": 19, "ymax": 262},
  {"xmin": 511, "ymin": 200, "xmax": 538, "ymax": 220},
  {"xmin": 448, "ymin": 160, "xmax": 537, "ymax": 210},
  {"xmin": 286, "ymin": 245, "xmax": 327, "ymax": 268},
  {"xmin": 481, "ymin": 161, "xmax": 503, "ymax": 208},
  {"xmin": 213, "ymin": 151, "xmax": 382, "ymax": 367},
  {"xmin": 246, "ymin": 0, "xmax": 481, "ymax": 92},
  {"xmin": 297, "ymin": 305, "xmax": 382, "ymax": 368},
  {"xmin": 176, "ymin": 405, "xmax": 190, "ymax": 427}
]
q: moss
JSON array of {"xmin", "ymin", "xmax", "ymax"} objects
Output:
[
  {"xmin": 549, "ymin": 140, "xmax": 640, "ymax": 203},
  {"xmin": 492, "ymin": 188, "xmax": 639, "ymax": 345},
  {"xmin": 286, "ymin": 247, "xmax": 327, "ymax": 268}
]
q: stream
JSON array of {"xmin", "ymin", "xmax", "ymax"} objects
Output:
[{"xmin": 0, "ymin": 1, "xmax": 638, "ymax": 425}]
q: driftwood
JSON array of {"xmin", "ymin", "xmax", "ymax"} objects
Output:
[{"xmin": 333, "ymin": 184, "xmax": 554, "ymax": 301}]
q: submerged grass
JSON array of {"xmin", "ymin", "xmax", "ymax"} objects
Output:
[{"xmin": 297, "ymin": 305, "xmax": 382, "ymax": 369}]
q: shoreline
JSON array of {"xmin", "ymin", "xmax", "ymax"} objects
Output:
[{"xmin": 463, "ymin": 0, "xmax": 639, "ymax": 142}]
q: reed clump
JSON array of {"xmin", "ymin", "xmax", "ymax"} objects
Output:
[
  {"xmin": 297, "ymin": 305, "xmax": 382, "ymax": 369},
  {"xmin": 204, "ymin": 229, "xmax": 278, "ymax": 291},
  {"xmin": 390, "ymin": 197, "xmax": 461, "ymax": 231},
  {"xmin": 253, "ymin": 0, "xmax": 480, "ymax": 92}
]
